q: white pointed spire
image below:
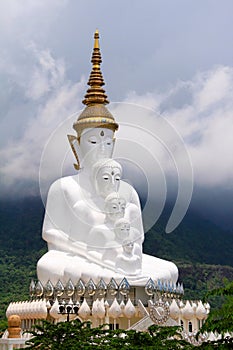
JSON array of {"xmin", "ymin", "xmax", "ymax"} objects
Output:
[
  {"xmin": 181, "ymin": 300, "xmax": 194, "ymax": 320},
  {"xmin": 50, "ymin": 298, "xmax": 60, "ymax": 319},
  {"xmin": 91, "ymin": 299, "xmax": 99, "ymax": 319},
  {"xmin": 97, "ymin": 298, "xmax": 106, "ymax": 319},
  {"xmin": 108, "ymin": 298, "xmax": 122, "ymax": 319},
  {"xmin": 196, "ymin": 300, "xmax": 207, "ymax": 320},
  {"xmin": 123, "ymin": 298, "xmax": 136, "ymax": 319},
  {"xmin": 169, "ymin": 299, "xmax": 180, "ymax": 320},
  {"xmin": 78, "ymin": 298, "xmax": 91, "ymax": 319}
]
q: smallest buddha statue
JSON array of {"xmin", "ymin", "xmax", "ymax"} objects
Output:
[
  {"xmin": 115, "ymin": 239, "xmax": 141, "ymax": 275},
  {"xmin": 101, "ymin": 210, "xmax": 142, "ymax": 276}
]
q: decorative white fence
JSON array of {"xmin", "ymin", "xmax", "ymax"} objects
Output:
[{"xmin": 0, "ymin": 338, "xmax": 28, "ymax": 349}]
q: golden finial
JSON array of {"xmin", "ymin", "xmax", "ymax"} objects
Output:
[
  {"xmin": 94, "ymin": 29, "xmax": 99, "ymax": 49},
  {"xmin": 82, "ymin": 30, "xmax": 109, "ymax": 106}
]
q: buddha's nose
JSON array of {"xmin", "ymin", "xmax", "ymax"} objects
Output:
[{"xmin": 100, "ymin": 141, "xmax": 105, "ymax": 152}]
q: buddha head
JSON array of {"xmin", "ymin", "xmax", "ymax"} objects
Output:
[
  {"xmin": 114, "ymin": 218, "xmax": 131, "ymax": 242},
  {"xmin": 68, "ymin": 30, "xmax": 118, "ymax": 170},
  {"xmin": 122, "ymin": 239, "xmax": 134, "ymax": 256},
  {"xmin": 93, "ymin": 159, "xmax": 122, "ymax": 198},
  {"xmin": 104, "ymin": 192, "xmax": 126, "ymax": 222},
  {"xmin": 78, "ymin": 127, "xmax": 115, "ymax": 168}
]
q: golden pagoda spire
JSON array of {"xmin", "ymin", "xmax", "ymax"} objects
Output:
[
  {"xmin": 70, "ymin": 31, "xmax": 119, "ymax": 169},
  {"xmin": 82, "ymin": 30, "xmax": 109, "ymax": 106},
  {"xmin": 72, "ymin": 30, "xmax": 118, "ymax": 141}
]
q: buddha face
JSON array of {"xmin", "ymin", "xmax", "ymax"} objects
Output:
[
  {"xmin": 79, "ymin": 128, "xmax": 114, "ymax": 167},
  {"xmin": 105, "ymin": 197, "xmax": 126, "ymax": 222},
  {"xmin": 114, "ymin": 219, "xmax": 130, "ymax": 241},
  {"xmin": 95, "ymin": 164, "xmax": 121, "ymax": 198},
  {"xmin": 122, "ymin": 240, "xmax": 134, "ymax": 255}
]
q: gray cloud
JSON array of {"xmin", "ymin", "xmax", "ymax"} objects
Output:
[{"xmin": 0, "ymin": 1, "xmax": 232, "ymax": 229}]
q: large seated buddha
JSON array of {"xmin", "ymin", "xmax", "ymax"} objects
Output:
[{"xmin": 37, "ymin": 31, "xmax": 178, "ymax": 287}]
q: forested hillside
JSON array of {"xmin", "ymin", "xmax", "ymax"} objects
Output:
[
  {"xmin": 0, "ymin": 197, "xmax": 233, "ymax": 321},
  {"xmin": 144, "ymin": 205, "xmax": 233, "ymax": 266}
]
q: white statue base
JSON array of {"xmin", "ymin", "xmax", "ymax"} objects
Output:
[{"xmin": 37, "ymin": 249, "xmax": 178, "ymax": 286}]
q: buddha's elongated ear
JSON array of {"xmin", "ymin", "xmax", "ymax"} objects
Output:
[{"xmin": 67, "ymin": 134, "xmax": 80, "ymax": 170}]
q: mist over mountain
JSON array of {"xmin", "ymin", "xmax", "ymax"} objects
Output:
[
  {"xmin": 190, "ymin": 186, "xmax": 233, "ymax": 231},
  {"xmin": 125, "ymin": 166, "xmax": 233, "ymax": 233},
  {"xmin": 144, "ymin": 202, "xmax": 233, "ymax": 267}
]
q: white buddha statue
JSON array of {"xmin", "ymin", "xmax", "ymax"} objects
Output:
[
  {"xmin": 102, "ymin": 217, "xmax": 142, "ymax": 275},
  {"xmin": 115, "ymin": 239, "xmax": 141, "ymax": 275},
  {"xmin": 37, "ymin": 30, "xmax": 178, "ymax": 286}
]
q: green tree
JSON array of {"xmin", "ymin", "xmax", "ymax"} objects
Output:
[
  {"xmin": 197, "ymin": 280, "xmax": 233, "ymax": 349},
  {"xmin": 0, "ymin": 319, "xmax": 8, "ymax": 337},
  {"xmin": 25, "ymin": 320, "xmax": 195, "ymax": 349}
]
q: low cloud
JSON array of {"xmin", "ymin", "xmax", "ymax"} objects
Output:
[
  {"xmin": 0, "ymin": 43, "xmax": 85, "ymax": 196},
  {"xmin": 1, "ymin": 64, "xmax": 233, "ymax": 193},
  {"xmin": 25, "ymin": 43, "xmax": 66, "ymax": 101},
  {"xmin": 122, "ymin": 65, "xmax": 233, "ymax": 229},
  {"xmin": 125, "ymin": 65, "xmax": 233, "ymax": 189}
]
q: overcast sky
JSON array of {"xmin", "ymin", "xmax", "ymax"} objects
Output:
[{"xmin": 0, "ymin": 0, "xmax": 233, "ymax": 230}]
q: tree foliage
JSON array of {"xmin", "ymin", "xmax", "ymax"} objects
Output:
[
  {"xmin": 25, "ymin": 320, "xmax": 195, "ymax": 349},
  {"xmin": 200, "ymin": 281, "xmax": 233, "ymax": 340}
]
